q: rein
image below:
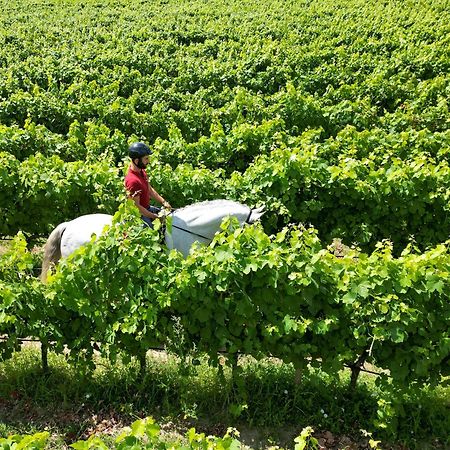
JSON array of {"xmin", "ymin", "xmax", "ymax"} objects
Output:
[
  {"xmin": 171, "ymin": 224, "xmax": 211, "ymax": 241},
  {"xmin": 168, "ymin": 207, "xmax": 253, "ymax": 242}
]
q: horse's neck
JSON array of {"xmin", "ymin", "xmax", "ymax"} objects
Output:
[{"xmin": 173, "ymin": 201, "xmax": 248, "ymax": 231}]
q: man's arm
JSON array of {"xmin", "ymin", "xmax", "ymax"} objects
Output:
[
  {"xmin": 130, "ymin": 195, "xmax": 159, "ymax": 219},
  {"xmin": 149, "ymin": 185, "xmax": 171, "ymax": 209}
]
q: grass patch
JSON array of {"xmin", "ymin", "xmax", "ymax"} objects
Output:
[{"xmin": 0, "ymin": 347, "xmax": 448, "ymax": 449}]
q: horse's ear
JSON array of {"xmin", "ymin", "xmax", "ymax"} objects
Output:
[{"xmin": 249, "ymin": 205, "xmax": 265, "ymax": 222}]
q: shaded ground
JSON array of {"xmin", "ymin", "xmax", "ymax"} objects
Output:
[
  {"xmin": 1, "ymin": 348, "xmax": 447, "ymax": 450},
  {"xmin": 0, "ymin": 399, "xmax": 409, "ymax": 449}
]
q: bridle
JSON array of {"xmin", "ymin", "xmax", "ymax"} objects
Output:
[{"xmin": 168, "ymin": 207, "xmax": 254, "ymax": 242}]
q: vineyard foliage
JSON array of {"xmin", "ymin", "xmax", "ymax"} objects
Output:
[
  {"xmin": 1, "ymin": 205, "xmax": 449, "ymax": 392},
  {"xmin": 0, "ymin": 0, "xmax": 449, "ymax": 249},
  {"xmin": 0, "ymin": 0, "xmax": 449, "ymax": 415}
]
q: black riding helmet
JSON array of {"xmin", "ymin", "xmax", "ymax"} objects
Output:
[
  {"xmin": 129, "ymin": 142, "xmax": 151, "ymax": 169},
  {"xmin": 129, "ymin": 142, "xmax": 152, "ymax": 159}
]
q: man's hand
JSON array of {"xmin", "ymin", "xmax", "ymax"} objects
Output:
[
  {"xmin": 162, "ymin": 200, "xmax": 172, "ymax": 210},
  {"xmin": 158, "ymin": 209, "xmax": 171, "ymax": 224}
]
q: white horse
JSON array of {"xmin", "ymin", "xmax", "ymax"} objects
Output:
[{"xmin": 41, "ymin": 199, "xmax": 265, "ymax": 282}]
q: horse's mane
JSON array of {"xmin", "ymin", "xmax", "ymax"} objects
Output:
[
  {"xmin": 174, "ymin": 199, "xmax": 245, "ymax": 214},
  {"xmin": 172, "ymin": 199, "xmax": 249, "ymax": 226}
]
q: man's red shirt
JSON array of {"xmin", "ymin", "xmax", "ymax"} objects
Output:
[{"xmin": 124, "ymin": 167, "xmax": 150, "ymax": 209}]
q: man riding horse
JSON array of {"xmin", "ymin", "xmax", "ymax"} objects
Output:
[
  {"xmin": 124, "ymin": 142, "xmax": 172, "ymax": 228},
  {"xmin": 40, "ymin": 142, "xmax": 265, "ymax": 281}
]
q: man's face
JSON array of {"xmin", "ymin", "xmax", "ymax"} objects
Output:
[{"xmin": 135, "ymin": 155, "xmax": 149, "ymax": 169}]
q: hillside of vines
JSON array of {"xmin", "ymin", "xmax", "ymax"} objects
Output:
[
  {"xmin": 0, "ymin": 0, "xmax": 449, "ymax": 250},
  {"xmin": 0, "ymin": 0, "xmax": 449, "ymax": 445}
]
